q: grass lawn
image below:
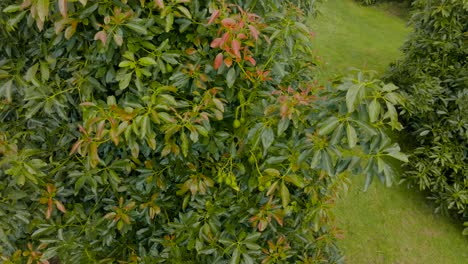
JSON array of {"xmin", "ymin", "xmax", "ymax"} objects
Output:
[
  {"xmin": 308, "ymin": 0, "xmax": 410, "ymax": 77},
  {"xmin": 309, "ymin": 0, "xmax": 468, "ymax": 263}
]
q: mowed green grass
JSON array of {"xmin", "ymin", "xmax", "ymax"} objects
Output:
[
  {"xmin": 309, "ymin": 0, "xmax": 468, "ymax": 263},
  {"xmin": 308, "ymin": 0, "xmax": 410, "ymax": 77}
]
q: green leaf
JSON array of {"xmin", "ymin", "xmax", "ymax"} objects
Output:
[
  {"xmin": 363, "ymin": 172, "xmax": 373, "ymax": 192},
  {"xmin": 181, "ymin": 132, "xmax": 189, "ymax": 157},
  {"xmin": 384, "ymin": 101, "xmax": 401, "ymax": 130},
  {"xmin": 363, "ymin": 158, "xmax": 376, "ymax": 191},
  {"xmin": 140, "ymin": 115, "xmax": 151, "ymax": 139},
  {"xmin": 1, "ymin": 80, "xmax": 13, "ymax": 102},
  {"xmin": 245, "ymin": 232, "xmax": 261, "ymax": 241},
  {"xmin": 125, "ymin": 23, "xmax": 148, "ymax": 35},
  {"xmin": 353, "ymin": 120, "xmax": 377, "ymax": 136},
  {"xmin": 212, "ymin": 98, "xmax": 224, "ymax": 112},
  {"xmin": 318, "ymin": 116, "xmax": 339, "ymax": 136},
  {"xmin": 165, "ymin": 13, "xmax": 174, "ymax": 32},
  {"xmin": 161, "ymin": 53, "xmax": 179, "ymax": 64},
  {"xmin": 74, "ymin": 176, "xmax": 87, "ymax": 194},
  {"xmin": 119, "ymin": 73, "xmax": 132, "ymax": 90},
  {"xmin": 226, "ymin": 68, "xmax": 236, "ymax": 88},
  {"xmin": 264, "ymin": 168, "xmax": 280, "ymax": 177},
  {"xmin": 277, "ymin": 118, "xmax": 290, "ymax": 136},
  {"xmin": 284, "ymin": 174, "xmax": 305, "ymax": 188},
  {"xmin": 128, "ymin": 138, "xmax": 140, "ymax": 158},
  {"xmin": 39, "ymin": 61, "xmax": 50, "ymax": 82},
  {"xmin": 368, "ymin": 99, "xmax": 381, "ymax": 123},
  {"xmin": 25, "ymin": 63, "xmax": 39, "ymax": 82},
  {"xmin": 386, "ymin": 151, "xmax": 409, "ymax": 162},
  {"xmin": 119, "ymin": 60, "xmax": 134, "ymax": 68},
  {"xmin": 383, "ymin": 162, "xmax": 393, "ymax": 187},
  {"xmin": 79, "ymin": 3, "xmax": 97, "ymax": 18},
  {"xmin": 384, "ymin": 92, "xmax": 403, "ymax": 105},
  {"xmin": 139, "ymin": 57, "xmax": 157, "ymax": 66},
  {"xmin": 195, "ymin": 125, "xmax": 209, "ymax": 137},
  {"xmin": 31, "ymin": 227, "xmax": 51, "ymax": 238},
  {"xmin": 382, "ymin": 83, "xmax": 398, "ymax": 92},
  {"xmin": 311, "ymin": 150, "xmax": 321, "ymax": 169},
  {"xmin": 280, "ymin": 182, "xmax": 290, "ymax": 208},
  {"xmin": 377, "ymin": 157, "xmax": 385, "ymax": 173},
  {"xmin": 346, "ymin": 123, "xmax": 357, "ymax": 148},
  {"xmin": 230, "ymin": 248, "xmax": 240, "ymax": 264},
  {"xmin": 37, "ymin": 0, "xmax": 49, "ymax": 22},
  {"xmin": 322, "ymin": 150, "xmax": 334, "ymax": 176},
  {"xmin": 177, "ymin": 6, "xmax": 192, "ymax": 19},
  {"xmin": 3, "ymin": 5, "xmax": 21, "ymax": 13},
  {"xmin": 330, "ymin": 123, "xmax": 344, "ymax": 145},
  {"xmin": 261, "ymin": 127, "xmax": 274, "ymax": 151},
  {"xmin": 346, "ymin": 84, "xmax": 362, "ymax": 113},
  {"xmin": 242, "ymin": 253, "xmax": 255, "ymax": 264}
]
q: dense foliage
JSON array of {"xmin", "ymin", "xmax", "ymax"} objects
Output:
[
  {"xmin": 0, "ymin": 0, "xmax": 406, "ymax": 263},
  {"xmin": 386, "ymin": 0, "xmax": 468, "ymax": 233}
]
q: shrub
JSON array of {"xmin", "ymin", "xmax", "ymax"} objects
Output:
[
  {"xmin": 386, "ymin": 0, "xmax": 468, "ymax": 232},
  {"xmin": 0, "ymin": 0, "xmax": 405, "ymax": 262}
]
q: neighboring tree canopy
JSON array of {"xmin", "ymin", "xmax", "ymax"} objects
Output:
[{"xmin": 387, "ymin": 0, "xmax": 468, "ymax": 233}]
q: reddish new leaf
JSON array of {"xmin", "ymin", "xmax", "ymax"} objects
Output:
[
  {"xmin": 94, "ymin": 31, "xmax": 107, "ymax": 45},
  {"xmin": 55, "ymin": 200, "xmax": 67, "ymax": 213},
  {"xmin": 207, "ymin": 10, "xmax": 220, "ymax": 25},
  {"xmin": 231, "ymin": 39, "xmax": 241, "ymax": 59},
  {"xmin": 46, "ymin": 199, "xmax": 53, "ymax": 219},
  {"xmin": 185, "ymin": 48, "xmax": 197, "ymax": 55},
  {"xmin": 248, "ymin": 25, "xmax": 259, "ymax": 41},
  {"xmin": 21, "ymin": 0, "xmax": 32, "ymax": 10},
  {"xmin": 245, "ymin": 56, "xmax": 256, "ymax": 66},
  {"xmin": 69, "ymin": 140, "xmax": 83, "ymax": 155},
  {"xmin": 221, "ymin": 32, "xmax": 230, "ymax": 47},
  {"xmin": 224, "ymin": 57, "xmax": 232, "ymax": 68},
  {"xmin": 210, "ymin": 38, "xmax": 222, "ymax": 48},
  {"xmin": 221, "ymin": 18, "xmax": 236, "ymax": 28},
  {"xmin": 258, "ymin": 219, "xmax": 268, "ymax": 232},
  {"xmin": 154, "ymin": 0, "xmax": 164, "ymax": 9},
  {"xmin": 237, "ymin": 33, "xmax": 247, "ymax": 39},
  {"xmin": 214, "ymin": 53, "xmax": 223, "ymax": 70}
]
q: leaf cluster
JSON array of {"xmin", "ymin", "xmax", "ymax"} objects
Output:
[{"xmin": 386, "ymin": 0, "xmax": 468, "ymax": 233}]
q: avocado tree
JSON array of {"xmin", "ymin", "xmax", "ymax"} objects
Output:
[
  {"xmin": 387, "ymin": 0, "xmax": 468, "ymax": 233},
  {"xmin": 0, "ymin": 0, "xmax": 406, "ymax": 262}
]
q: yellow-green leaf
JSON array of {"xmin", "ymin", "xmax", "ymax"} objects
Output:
[
  {"xmin": 346, "ymin": 123, "xmax": 357, "ymax": 148},
  {"xmin": 177, "ymin": 6, "xmax": 192, "ymax": 19},
  {"xmin": 138, "ymin": 57, "xmax": 157, "ymax": 66},
  {"xmin": 36, "ymin": 0, "xmax": 49, "ymax": 22},
  {"xmin": 280, "ymin": 182, "xmax": 290, "ymax": 208}
]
